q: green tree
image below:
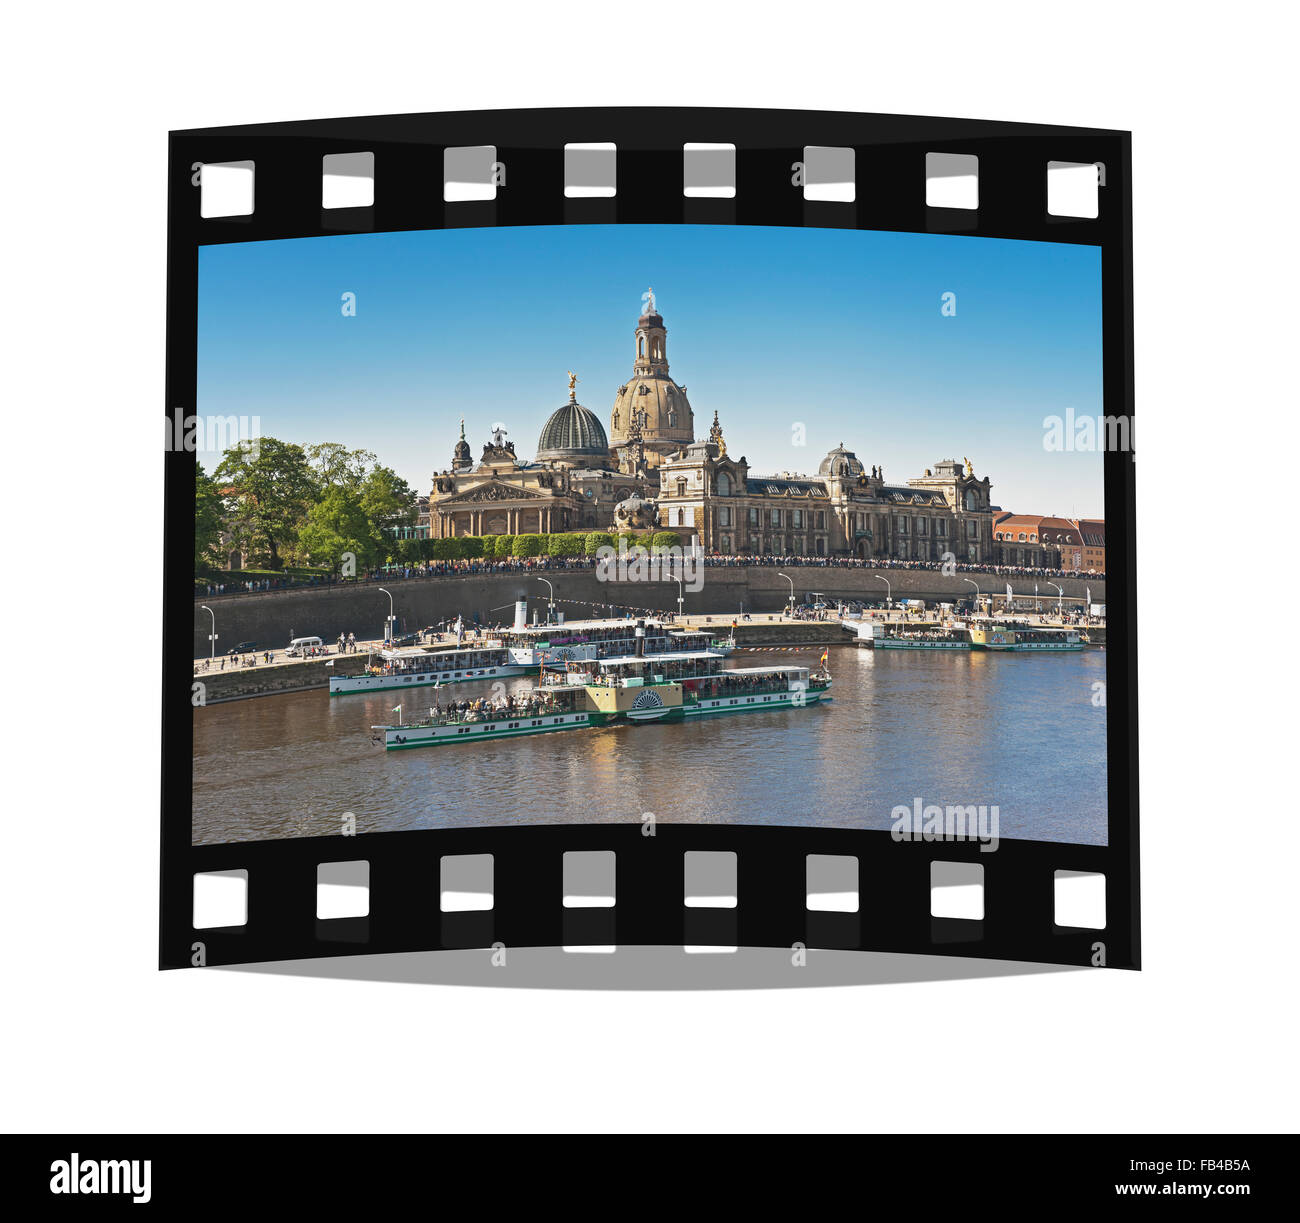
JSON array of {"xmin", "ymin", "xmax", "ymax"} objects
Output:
[
  {"xmin": 305, "ymin": 443, "xmax": 376, "ymax": 492},
  {"xmin": 512, "ymin": 533, "xmax": 543, "ymax": 558},
  {"xmin": 194, "ymin": 461, "xmax": 227, "ymax": 572},
  {"xmin": 493, "ymin": 535, "xmax": 516, "ymax": 559},
  {"xmin": 585, "ymin": 532, "xmax": 614, "ymax": 557},
  {"xmin": 394, "ymin": 537, "xmax": 424, "ymax": 565},
  {"xmin": 214, "ymin": 437, "xmax": 316, "ymax": 570},
  {"xmin": 360, "ymin": 464, "xmax": 417, "ymax": 532},
  {"xmin": 297, "ymin": 485, "xmax": 380, "ymax": 573},
  {"xmin": 651, "ymin": 531, "xmax": 682, "ymax": 550}
]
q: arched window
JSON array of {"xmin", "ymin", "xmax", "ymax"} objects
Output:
[
  {"xmin": 965, "ymin": 489, "xmax": 978, "ymax": 511},
  {"xmin": 638, "ymin": 336, "xmax": 644, "ymax": 357},
  {"xmin": 676, "ymin": 478, "xmax": 687, "ymax": 498},
  {"xmin": 717, "ymin": 472, "xmax": 731, "ymax": 496}
]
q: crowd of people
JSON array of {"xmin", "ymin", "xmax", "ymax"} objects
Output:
[
  {"xmin": 198, "ymin": 573, "xmax": 335, "ymax": 596},
  {"xmin": 702, "ymin": 554, "xmax": 1102, "ymax": 580},
  {"xmin": 197, "ymin": 552, "xmax": 1103, "ymax": 601},
  {"xmin": 570, "ymin": 656, "xmax": 727, "ymax": 685},
  {"xmin": 425, "ymin": 690, "xmax": 563, "ymax": 724},
  {"xmin": 685, "ymin": 670, "xmax": 812, "ymax": 700}
]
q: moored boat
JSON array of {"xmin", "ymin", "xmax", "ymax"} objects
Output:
[
  {"xmin": 501, "ymin": 616, "xmax": 734, "ymax": 668},
  {"xmin": 331, "ymin": 615, "xmax": 736, "ymax": 695},
  {"xmin": 865, "ymin": 624, "xmax": 972, "ymax": 651},
  {"xmin": 329, "ymin": 644, "xmax": 534, "ymax": 695},
  {"xmin": 966, "ymin": 622, "xmax": 1084, "ymax": 651}
]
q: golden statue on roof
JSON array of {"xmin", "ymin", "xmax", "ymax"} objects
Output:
[{"xmin": 709, "ymin": 409, "xmax": 727, "ymax": 457}]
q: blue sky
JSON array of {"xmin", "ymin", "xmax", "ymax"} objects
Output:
[{"xmin": 197, "ymin": 224, "xmax": 1104, "ymax": 517}]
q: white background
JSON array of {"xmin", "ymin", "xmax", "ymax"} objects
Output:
[{"xmin": 1, "ymin": 1, "xmax": 1296, "ymax": 1133}]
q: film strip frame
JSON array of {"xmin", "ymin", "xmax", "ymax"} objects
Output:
[{"xmin": 162, "ymin": 107, "xmax": 1137, "ymax": 972}]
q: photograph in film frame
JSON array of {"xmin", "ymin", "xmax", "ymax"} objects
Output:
[{"xmin": 163, "ymin": 108, "xmax": 1137, "ymax": 973}]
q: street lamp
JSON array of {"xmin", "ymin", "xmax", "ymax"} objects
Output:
[
  {"xmin": 536, "ymin": 577, "xmax": 555, "ymax": 625},
  {"xmin": 673, "ymin": 573, "xmax": 685, "ymax": 621},
  {"xmin": 874, "ymin": 574, "xmax": 891, "ymax": 606},
  {"xmin": 1046, "ymin": 582, "xmax": 1063, "ymax": 619},
  {"xmin": 199, "ymin": 604, "xmax": 217, "ymax": 661},
  {"xmin": 962, "ymin": 577, "xmax": 980, "ymax": 616},
  {"xmin": 776, "ymin": 571, "xmax": 795, "ymax": 617},
  {"xmin": 378, "ymin": 587, "xmax": 395, "ymax": 642}
]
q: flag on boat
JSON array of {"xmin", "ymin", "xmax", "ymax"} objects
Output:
[
  {"xmin": 819, "ymin": 649, "xmax": 829, "ymax": 666},
  {"xmin": 1086, "ymin": 586, "xmax": 1092, "ymax": 607},
  {"xmin": 392, "ymin": 706, "xmax": 401, "ymax": 713},
  {"xmin": 1006, "ymin": 582, "xmax": 1013, "ymax": 601},
  {"xmin": 325, "ymin": 660, "xmax": 334, "ymax": 667}
]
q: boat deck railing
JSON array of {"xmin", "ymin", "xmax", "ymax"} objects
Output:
[{"xmin": 364, "ymin": 654, "xmax": 509, "ymax": 676}]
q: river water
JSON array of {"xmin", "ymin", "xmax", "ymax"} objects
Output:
[{"xmin": 192, "ymin": 645, "xmax": 1108, "ymax": 846}]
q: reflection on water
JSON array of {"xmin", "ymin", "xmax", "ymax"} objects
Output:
[{"xmin": 192, "ymin": 646, "xmax": 1108, "ymax": 846}]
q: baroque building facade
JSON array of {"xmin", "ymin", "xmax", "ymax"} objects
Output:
[
  {"xmin": 428, "ymin": 419, "xmax": 592, "ymax": 539},
  {"xmin": 426, "ymin": 295, "xmax": 1008, "ymax": 561},
  {"xmin": 655, "ymin": 436, "xmax": 995, "ymax": 561}
]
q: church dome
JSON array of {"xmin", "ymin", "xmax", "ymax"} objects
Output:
[
  {"xmin": 818, "ymin": 444, "xmax": 865, "ymax": 478},
  {"xmin": 537, "ymin": 398, "xmax": 609, "ymax": 464},
  {"xmin": 612, "ymin": 375, "xmax": 693, "ymax": 446}
]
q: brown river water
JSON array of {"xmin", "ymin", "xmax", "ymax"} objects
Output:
[{"xmin": 192, "ymin": 644, "xmax": 1108, "ymax": 847}]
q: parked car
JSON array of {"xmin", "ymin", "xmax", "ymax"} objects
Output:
[{"xmin": 227, "ymin": 640, "xmax": 257, "ymax": 654}]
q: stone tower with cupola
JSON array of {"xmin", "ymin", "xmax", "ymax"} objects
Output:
[{"xmin": 609, "ymin": 289, "xmax": 695, "ymax": 467}]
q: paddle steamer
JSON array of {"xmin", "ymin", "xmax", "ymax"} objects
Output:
[
  {"xmin": 371, "ymin": 650, "xmax": 830, "ymax": 750},
  {"xmin": 329, "ymin": 615, "xmax": 734, "ymax": 696}
]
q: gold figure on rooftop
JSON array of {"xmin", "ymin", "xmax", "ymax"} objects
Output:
[{"xmin": 709, "ymin": 409, "xmax": 727, "ymax": 457}]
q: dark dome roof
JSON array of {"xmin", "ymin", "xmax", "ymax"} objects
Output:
[
  {"xmin": 818, "ymin": 443, "xmax": 865, "ymax": 478},
  {"xmin": 537, "ymin": 399, "xmax": 609, "ymax": 462}
]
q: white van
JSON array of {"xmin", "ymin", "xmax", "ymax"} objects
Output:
[{"xmin": 287, "ymin": 635, "xmax": 324, "ymax": 656}]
